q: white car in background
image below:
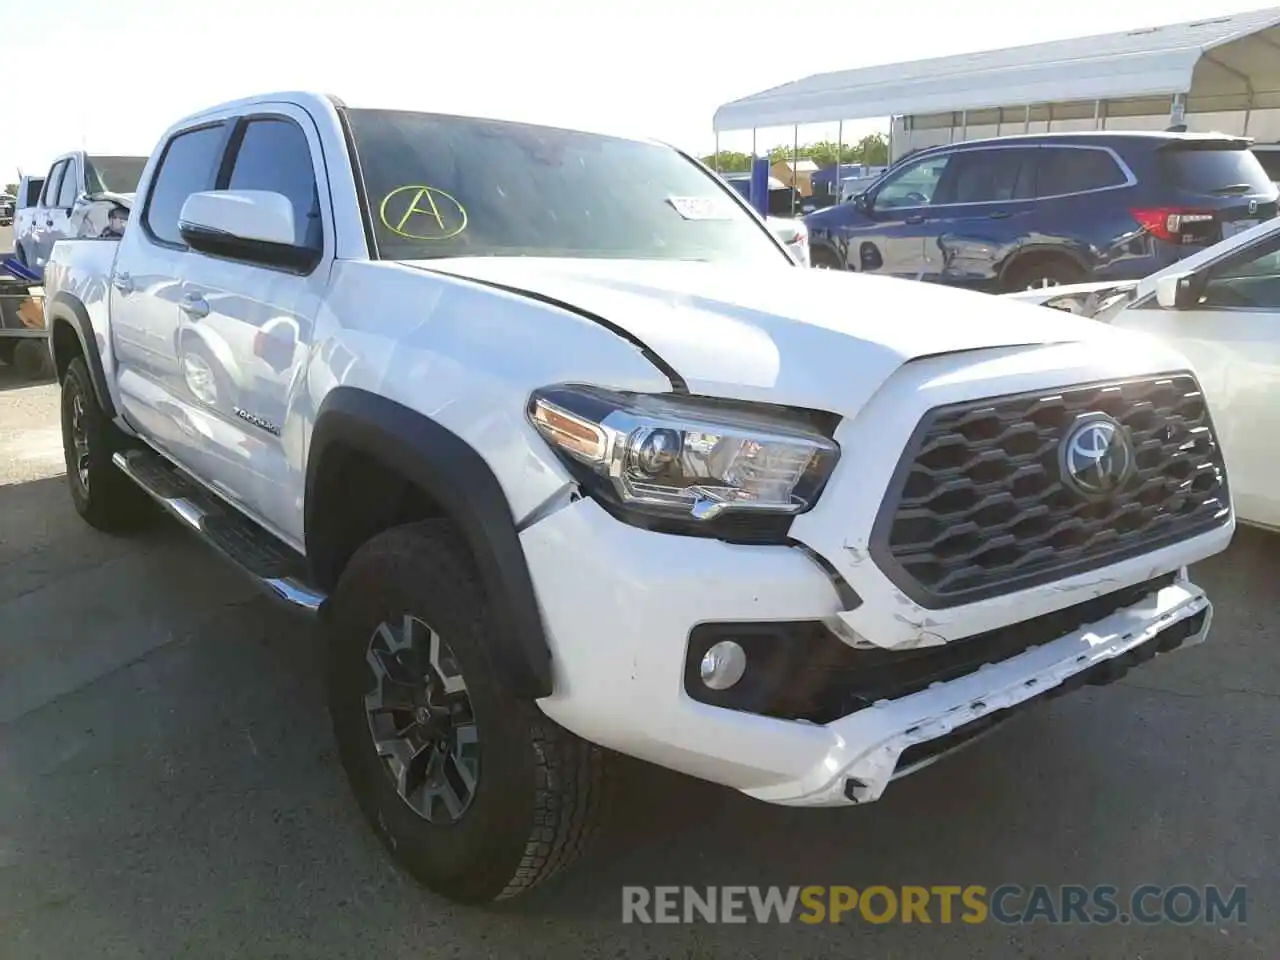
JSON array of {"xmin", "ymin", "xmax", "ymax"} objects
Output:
[{"xmin": 1007, "ymin": 216, "xmax": 1280, "ymax": 532}]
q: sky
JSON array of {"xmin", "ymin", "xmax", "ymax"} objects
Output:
[{"xmin": 5, "ymin": 0, "xmax": 1276, "ymax": 185}]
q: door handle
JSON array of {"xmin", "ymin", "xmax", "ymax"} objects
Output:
[
  {"xmin": 45, "ymin": 219, "xmax": 54, "ymax": 226},
  {"xmin": 905, "ymin": 215, "xmax": 926, "ymax": 225},
  {"xmin": 989, "ymin": 210, "xmax": 1011, "ymax": 219},
  {"xmin": 180, "ymin": 293, "xmax": 210, "ymax": 319},
  {"xmin": 111, "ymin": 272, "xmax": 133, "ymax": 295}
]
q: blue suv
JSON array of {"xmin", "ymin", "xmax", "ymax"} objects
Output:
[{"xmin": 804, "ymin": 131, "xmax": 1279, "ymax": 290}]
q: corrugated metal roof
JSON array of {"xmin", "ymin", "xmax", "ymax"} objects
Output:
[{"xmin": 713, "ymin": 7, "xmax": 1280, "ymax": 132}]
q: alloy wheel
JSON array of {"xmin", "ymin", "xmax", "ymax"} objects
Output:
[
  {"xmin": 364, "ymin": 614, "xmax": 480, "ymax": 824},
  {"xmin": 69, "ymin": 390, "xmax": 91, "ymax": 492}
]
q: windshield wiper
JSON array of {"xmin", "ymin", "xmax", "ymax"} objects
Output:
[{"xmin": 1210, "ymin": 184, "xmax": 1254, "ymax": 195}]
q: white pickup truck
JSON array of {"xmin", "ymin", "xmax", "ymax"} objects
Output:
[
  {"xmin": 42, "ymin": 91, "xmax": 1234, "ymax": 905},
  {"xmin": 13, "ymin": 151, "xmax": 145, "ymax": 273}
]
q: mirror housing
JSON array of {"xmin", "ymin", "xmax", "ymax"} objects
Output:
[
  {"xmin": 1154, "ymin": 271, "xmax": 1201, "ymax": 310},
  {"xmin": 852, "ymin": 192, "xmax": 869, "ymax": 212},
  {"xmin": 178, "ymin": 190, "xmax": 318, "ymax": 272}
]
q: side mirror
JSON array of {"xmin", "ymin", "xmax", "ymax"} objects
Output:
[
  {"xmin": 852, "ymin": 192, "xmax": 869, "ymax": 212},
  {"xmin": 178, "ymin": 190, "xmax": 318, "ymax": 272},
  {"xmin": 1154, "ymin": 271, "xmax": 1201, "ymax": 309}
]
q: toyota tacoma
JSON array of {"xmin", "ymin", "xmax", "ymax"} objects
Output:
[{"xmin": 41, "ymin": 91, "xmax": 1235, "ymax": 905}]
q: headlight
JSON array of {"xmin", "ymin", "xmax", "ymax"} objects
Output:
[{"xmin": 528, "ymin": 384, "xmax": 840, "ymax": 531}]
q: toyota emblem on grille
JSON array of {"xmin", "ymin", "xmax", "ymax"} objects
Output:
[{"xmin": 1060, "ymin": 415, "xmax": 1134, "ymax": 497}]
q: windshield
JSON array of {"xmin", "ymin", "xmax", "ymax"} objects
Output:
[
  {"xmin": 84, "ymin": 155, "xmax": 148, "ymax": 195},
  {"xmin": 342, "ymin": 108, "xmax": 788, "ymax": 265}
]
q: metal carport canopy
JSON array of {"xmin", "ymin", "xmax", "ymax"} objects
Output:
[{"xmin": 712, "ymin": 7, "xmax": 1280, "ymax": 131}]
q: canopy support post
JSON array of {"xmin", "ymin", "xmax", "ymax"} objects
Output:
[
  {"xmin": 960, "ymin": 109, "xmax": 968, "ymax": 142},
  {"xmin": 792, "ymin": 125, "xmax": 799, "ymax": 216},
  {"xmin": 1093, "ymin": 99, "xmax": 1101, "ymax": 130},
  {"xmin": 837, "ymin": 119, "xmax": 844, "ymax": 199},
  {"xmin": 1024, "ymin": 104, "xmax": 1031, "ymax": 134}
]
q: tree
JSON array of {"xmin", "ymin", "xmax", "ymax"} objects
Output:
[
  {"xmin": 2, "ymin": 183, "xmax": 16, "ymax": 197},
  {"xmin": 702, "ymin": 133, "xmax": 889, "ymax": 173},
  {"xmin": 854, "ymin": 133, "xmax": 889, "ymax": 166},
  {"xmin": 698, "ymin": 151, "xmax": 753, "ymax": 172}
]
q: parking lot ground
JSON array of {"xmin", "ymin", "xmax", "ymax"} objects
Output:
[{"xmin": 1, "ymin": 364, "xmax": 1278, "ymax": 959}]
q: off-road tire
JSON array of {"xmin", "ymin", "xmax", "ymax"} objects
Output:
[
  {"xmin": 13, "ymin": 339, "xmax": 51, "ymax": 379},
  {"xmin": 60, "ymin": 356, "xmax": 151, "ymax": 533},
  {"xmin": 327, "ymin": 520, "xmax": 611, "ymax": 904}
]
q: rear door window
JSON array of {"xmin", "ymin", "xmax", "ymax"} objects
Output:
[
  {"xmin": 56, "ymin": 159, "xmax": 79, "ymax": 208},
  {"xmin": 40, "ymin": 162, "xmax": 66, "ymax": 207},
  {"xmin": 936, "ymin": 148, "xmax": 1036, "ymax": 204},
  {"xmin": 1161, "ymin": 145, "xmax": 1275, "ymax": 196},
  {"xmin": 20, "ymin": 178, "xmax": 44, "ymax": 208},
  {"xmin": 1036, "ymin": 147, "xmax": 1128, "ymax": 197}
]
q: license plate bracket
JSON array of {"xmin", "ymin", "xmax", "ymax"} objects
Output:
[{"xmin": 1222, "ymin": 218, "xmax": 1261, "ymax": 239}]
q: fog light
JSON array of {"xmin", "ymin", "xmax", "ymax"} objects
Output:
[{"xmin": 699, "ymin": 640, "xmax": 746, "ymax": 690}]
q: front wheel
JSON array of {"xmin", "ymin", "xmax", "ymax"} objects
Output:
[{"xmin": 327, "ymin": 520, "xmax": 612, "ymax": 904}]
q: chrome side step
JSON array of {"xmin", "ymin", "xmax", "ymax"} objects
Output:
[{"xmin": 112, "ymin": 448, "xmax": 327, "ymax": 616}]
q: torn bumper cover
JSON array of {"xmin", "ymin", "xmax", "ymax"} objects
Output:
[
  {"xmin": 744, "ymin": 573, "xmax": 1209, "ymax": 807},
  {"xmin": 526, "ymin": 498, "xmax": 1214, "ymax": 809}
]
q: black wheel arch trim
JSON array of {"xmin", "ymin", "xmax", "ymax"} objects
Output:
[
  {"xmin": 306, "ymin": 387, "xmax": 553, "ymax": 698},
  {"xmin": 47, "ymin": 291, "xmax": 116, "ymax": 419},
  {"xmin": 998, "ymin": 244, "xmax": 1090, "ymax": 286}
]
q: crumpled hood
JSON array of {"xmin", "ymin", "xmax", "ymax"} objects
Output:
[
  {"xmin": 87, "ymin": 190, "xmax": 134, "ymax": 209},
  {"xmin": 405, "ymin": 257, "xmax": 1120, "ymax": 414}
]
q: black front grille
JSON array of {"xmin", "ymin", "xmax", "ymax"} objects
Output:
[{"xmin": 870, "ymin": 373, "xmax": 1230, "ymax": 608}]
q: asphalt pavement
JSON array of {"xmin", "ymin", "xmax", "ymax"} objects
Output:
[{"xmin": 1, "ymin": 359, "xmax": 1278, "ymax": 958}]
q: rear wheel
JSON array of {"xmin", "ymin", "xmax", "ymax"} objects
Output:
[
  {"xmin": 59, "ymin": 356, "xmax": 151, "ymax": 533},
  {"xmin": 13, "ymin": 340, "xmax": 51, "ymax": 379},
  {"xmin": 327, "ymin": 520, "xmax": 611, "ymax": 904},
  {"xmin": 811, "ymin": 248, "xmax": 844, "ymax": 270},
  {"xmin": 1003, "ymin": 257, "xmax": 1084, "ymax": 292}
]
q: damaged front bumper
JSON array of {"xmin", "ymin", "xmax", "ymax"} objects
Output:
[
  {"xmin": 745, "ymin": 573, "xmax": 1209, "ymax": 806},
  {"xmin": 525, "ymin": 496, "xmax": 1214, "ymax": 809}
]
